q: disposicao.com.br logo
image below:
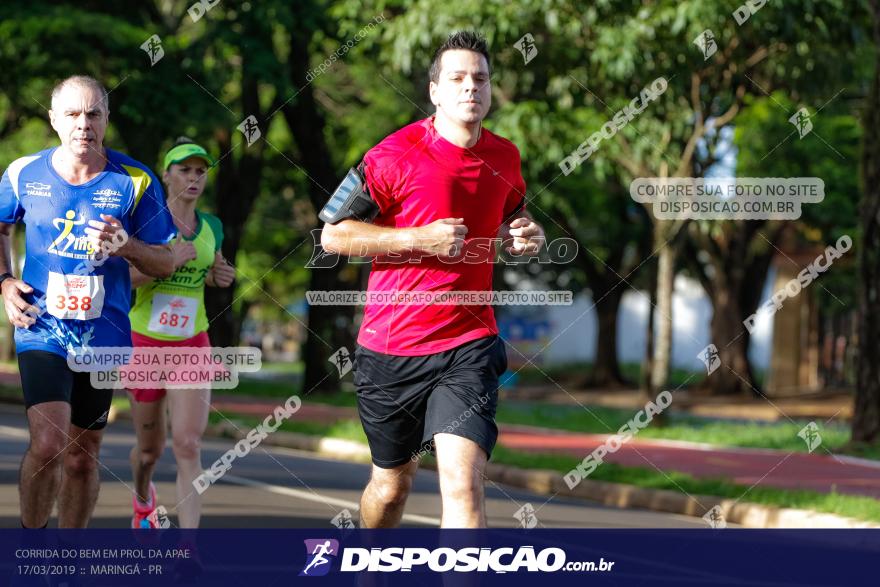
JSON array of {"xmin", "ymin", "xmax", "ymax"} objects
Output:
[
  {"xmin": 299, "ymin": 539, "xmax": 614, "ymax": 575},
  {"xmin": 300, "ymin": 539, "xmax": 340, "ymax": 576}
]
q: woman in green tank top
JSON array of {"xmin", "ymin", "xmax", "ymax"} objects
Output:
[{"xmin": 127, "ymin": 138, "xmax": 235, "ymax": 529}]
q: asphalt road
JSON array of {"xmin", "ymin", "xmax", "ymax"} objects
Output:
[{"xmin": 0, "ymin": 405, "xmax": 710, "ymax": 529}]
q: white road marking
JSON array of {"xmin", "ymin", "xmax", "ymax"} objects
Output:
[{"xmin": 0, "ymin": 424, "xmax": 29, "ymax": 439}]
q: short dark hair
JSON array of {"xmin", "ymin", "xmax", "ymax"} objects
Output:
[{"xmin": 429, "ymin": 31, "xmax": 491, "ymax": 83}]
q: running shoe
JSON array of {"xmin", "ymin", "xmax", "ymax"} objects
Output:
[{"xmin": 131, "ymin": 482, "xmax": 158, "ymax": 529}]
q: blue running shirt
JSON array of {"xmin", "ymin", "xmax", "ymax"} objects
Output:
[{"xmin": 0, "ymin": 147, "xmax": 176, "ymax": 358}]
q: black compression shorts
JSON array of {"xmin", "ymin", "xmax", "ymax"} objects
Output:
[{"xmin": 18, "ymin": 350, "xmax": 114, "ymax": 430}]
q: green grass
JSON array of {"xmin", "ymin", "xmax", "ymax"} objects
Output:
[
  {"xmin": 229, "ymin": 378, "xmax": 303, "ymax": 399},
  {"xmin": 296, "ymin": 389, "xmax": 359, "ymax": 408},
  {"xmin": 249, "ymin": 362, "xmax": 303, "ymax": 375},
  {"xmin": 488, "ymin": 360, "xmax": 707, "ymax": 389},
  {"xmin": 111, "ymin": 396, "xmax": 130, "ymax": 411},
  {"xmin": 0, "ymin": 383, "xmax": 22, "ymax": 401},
  {"xmin": 228, "ymin": 377, "xmax": 359, "ymax": 407},
  {"xmin": 497, "ymin": 402, "xmax": 633, "ymax": 433},
  {"xmin": 227, "ymin": 379, "xmax": 356, "ymax": 406}
]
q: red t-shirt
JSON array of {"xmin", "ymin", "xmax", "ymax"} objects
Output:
[{"xmin": 357, "ymin": 117, "xmax": 526, "ymax": 356}]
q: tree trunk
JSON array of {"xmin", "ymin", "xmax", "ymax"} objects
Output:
[
  {"xmin": 852, "ymin": 0, "xmax": 880, "ymax": 443},
  {"xmin": 589, "ymin": 280, "xmax": 627, "ymax": 387},
  {"xmin": 640, "ymin": 256, "xmax": 658, "ymax": 396},
  {"xmin": 706, "ymin": 285, "xmax": 754, "ymax": 395},
  {"xmin": 650, "ymin": 221, "xmax": 676, "ymax": 394},
  {"xmin": 683, "ymin": 219, "xmax": 782, "ymax": 396}
]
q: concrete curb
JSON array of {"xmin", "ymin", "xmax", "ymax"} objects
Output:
[{"xmin": 107, "ymin": 405, "xmax": 880, "ymax": 529}]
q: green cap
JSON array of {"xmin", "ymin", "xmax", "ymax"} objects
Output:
[{"xmin": 163, "ymin": 142, "xmax": 215, "ymax": 170}]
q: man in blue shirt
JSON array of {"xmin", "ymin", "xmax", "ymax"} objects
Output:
[{"xmin": 0, "ymin": 75, "xmax": 175, "ymax": 528}]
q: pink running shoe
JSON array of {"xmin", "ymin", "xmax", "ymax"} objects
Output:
[{"xmin": 131, "ymin": 482, "xmax": 158, "ymax": 529}]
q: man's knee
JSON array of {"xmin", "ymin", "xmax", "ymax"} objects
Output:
[
  {"xmin": 369, "ymin": 467, "xmax": 415, "ymax": 507},
  {"xmin": 64, "ymin": 444, "xmax": 98, "ymax": 477},
  {"xmin": 26, "ymin": 403, "xmax": 71, "ymax": 465},
  {"xmin": 28, "ymin": 429, "xmax": 69, "ymax": 467},
  {"xmin": 439, "ymin": 460, "xmax": 483, "ymax": 504},
  {"xmin": 172, "ymin": 434, "xmax": 201, "ymax": 462}
]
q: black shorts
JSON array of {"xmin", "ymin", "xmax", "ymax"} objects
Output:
[
  {"xmin": 354, "ymin": 335, "xmax": 507, "ymax": 468},
  {"xmin": 18, "ymin": 351, "xmax": 114, "ymax": 431}
]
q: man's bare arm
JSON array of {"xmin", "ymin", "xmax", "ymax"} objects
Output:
[
  {"xmin": 0, "ymin": 223, "xmax": 39, "ymax": 327},
  {"xmin": 128, "ymin": 234, "xmax": 197, "ymax": 288},
  {"xmin": 129, "ymin": 266, "xmax": 154, "ymax": 288},
  {"xmin": 85, "ymin": 214, "xmax": 175, "ymax": 278},
  {"xmin": 0, "ymin": 222, "xmax": 14, "ymax": 275},
  {"xmin": 119, "ymin": 238, "xmax": 175, "ymax": 279},
  {"xmin": 321, "ymin": 218, "xmax": 468, "ymax": 258}
]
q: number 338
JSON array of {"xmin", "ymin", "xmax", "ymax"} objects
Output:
[{"xmin": 55, "ymin": 295, "xmax": 93, "ymax": 311}]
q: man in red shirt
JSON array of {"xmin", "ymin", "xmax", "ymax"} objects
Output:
[{"xmin": 321, "ymin": 31, "xmax": 543, "ymax": 528}]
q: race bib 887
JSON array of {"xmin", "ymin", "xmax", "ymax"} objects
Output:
[{"xmin": 148, "ymin": 293, "xmax": 198, "ymax": 338}]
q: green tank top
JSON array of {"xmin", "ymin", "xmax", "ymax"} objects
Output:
[{"xmin": 129, "ymin": 211, "xmax": 224, "ymax": 341}]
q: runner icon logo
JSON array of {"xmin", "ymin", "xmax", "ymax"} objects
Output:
[
  {"xmin": 702, "ymin": 505, "xmax": 727, "ymax": 529},
  {"xmin": 693, "ymin": 30, "xmax": 717, "ymax": 60},
  {"xmin": 798, "ymin": 422, "xmax": 822, "ymax": 453},
  {"xmin": 514, "ymin": 503, "xmax": 538, "ymax": 529},
  {"xmin": 698, "ymin": 344, "xmax": 721, "ymax": 375},
  {"xmin": 300, "ymin": 539, "xmax": 339, "ymax": 577},
  {"xmin": 514, "ymin": 33, "xmax": 538, "ymax": 65},
  {"xmin": 331, "ymin": 509, "xmax": 356, "ymax": 530},
  {"xmin": 789, "ymin": 108, "xmax": 813, "ymax": 139},
  {"xmin": 148, "ymin": 506, "xmax": 171, "ymax": 529},
  {"xmin": 329, "ymin": 347, "xmax": 352, "ymax": 377},
  {"xmin": 237, "ymin": 115, "xmax": 261, "ymax": 147},
  {"xmin": 140, "ymin": 35, "xmax": 164, "ymax": 66}
]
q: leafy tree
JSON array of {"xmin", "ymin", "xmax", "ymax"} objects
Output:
[{"xmin": 684, "ymin": 94, "xmax": 862, "ymax": 395}]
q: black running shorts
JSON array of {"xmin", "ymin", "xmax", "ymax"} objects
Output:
[
  {"xmin": 354, "ymin": 335, "xmax": 507, "ymax": 468},
  {"xmin": 18, "ymin": 350, "xmax": 114, "ymax": 430}
]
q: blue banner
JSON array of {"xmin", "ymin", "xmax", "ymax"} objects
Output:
[{"xmin": 1, "ymin": 529, "xmax": 876, "ymax": 586}]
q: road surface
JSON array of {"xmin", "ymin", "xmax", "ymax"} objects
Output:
[{"xmin": 0, "ymin": 405, "xmax": 710, "ymax": 529}]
